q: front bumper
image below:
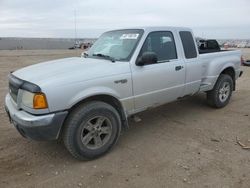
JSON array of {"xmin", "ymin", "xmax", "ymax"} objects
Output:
[{"xmin": 5, "ymin": 94, "xmax": 68, "ymax": 141}]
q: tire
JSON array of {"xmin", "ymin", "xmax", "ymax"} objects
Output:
[
  {"xmin": 207, "ymin": 74, "xmax": 233, "ymax": 108},
  {"xmin": 63, "ymin": 101, "xmax": 121, "ymax": 160}
]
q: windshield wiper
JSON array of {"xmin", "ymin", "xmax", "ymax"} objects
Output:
[{"xmin": 92, "ymin": 53, "xmax": 116, "ymax": 62}]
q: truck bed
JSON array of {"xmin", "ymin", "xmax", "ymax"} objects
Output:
[
  {"xmin": 199, "ymin": 49, "xmax": 229, "ymax": 54},
  {"xmin": 199, "ymin": 49, "xmax": 242, "ymax": 92}
]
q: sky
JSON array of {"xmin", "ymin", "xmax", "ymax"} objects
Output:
[{"xmin": 0, "ymin": 0, "xmax": 249, "ymax": 39}]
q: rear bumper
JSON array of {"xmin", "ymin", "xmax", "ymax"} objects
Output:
[{"xmin": 5, "ymin": 94, "xmax": 68, "ymax": 141}]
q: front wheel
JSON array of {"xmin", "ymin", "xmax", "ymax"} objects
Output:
[
  {"xmin": 63, "ymin": 101, "xmax": 121, "ymax": 160},
  {"xmin": 207, "ymin": 74, "xmax": 233, "ymax": 108}
]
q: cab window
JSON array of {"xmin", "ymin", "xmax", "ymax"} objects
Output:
[
  {"xmin": 139, "ymin": 31, "xmax": 177, "ymax": 63},
  {"xmin": 179, "ymin": 31, "xmax": 197, "ymax": 59}
]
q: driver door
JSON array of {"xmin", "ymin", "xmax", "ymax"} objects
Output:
[{"xmin": 131, "ymin": 31, "xmax": 186, "ymax": 111}]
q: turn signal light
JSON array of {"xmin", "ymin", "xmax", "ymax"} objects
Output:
[{"xmin": 33, "ymin": 93, "xmax": 48, "ymax": 109}]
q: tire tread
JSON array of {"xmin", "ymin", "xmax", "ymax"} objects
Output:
[
  {"xmin": 63, "ymin": 101, "xmax": 121, "ymax": 160},
  {"xmin": 207, "ymin": 74, "xmax": 233, "ymax": 108}
]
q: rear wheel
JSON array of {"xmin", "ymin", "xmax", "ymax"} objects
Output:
[
  {"xmin": 63, "ymin": 101, "xmax": 121, "ymax": 160},
  {"xmin": 207, "ymin": 74, "xmax": 233, "ymax": 108}
]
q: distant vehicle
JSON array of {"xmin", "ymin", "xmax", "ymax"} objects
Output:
[
  {"xmin": 69, "ymin": 42, "xmax": 93, "ymax": 50},
  {"xmin": 68, "ymin": 43, "xmax": 80, "ymax": 50},
  {"xmin": 5, "ymin": 26, "xmax": 243, "ymax": 160},
  {"xmin": 243, "ymin": 60, "xmax": 250, "ymax": 66},
  {"xmin": 240, "ymin": 56, "xmax": 250, "ymax": 66}
]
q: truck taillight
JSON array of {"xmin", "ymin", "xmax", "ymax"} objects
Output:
[{"xmin": 241, "ymin": 55, "xmax": 245, "ymax": 65}]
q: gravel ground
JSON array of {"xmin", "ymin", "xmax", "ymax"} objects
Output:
[{"xmin": 0, "ymin": 49, "xmax": 250, "ymax": 188}]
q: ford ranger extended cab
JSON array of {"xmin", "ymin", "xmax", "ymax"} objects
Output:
[{"xmin": 5, "ymin": 27, "xmax": 243, "ymax": 160}]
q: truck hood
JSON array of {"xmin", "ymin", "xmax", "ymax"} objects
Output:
[{"xmin": 13, "ymin": 57, "xmax": 130, "ymax": 87}]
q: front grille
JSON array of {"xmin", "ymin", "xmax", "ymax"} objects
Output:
[
  {"xmin": 8, "ymin": 73, "xmax": 23, "ymax": 103},
  {"xmin": 9, "ymin": 82, "xmax": 18, "ymax": 103},
  {"xmin": 8, "ymin": 73, "xmax": 41, "ymax": 103}
]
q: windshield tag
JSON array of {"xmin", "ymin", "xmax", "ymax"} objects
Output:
[{"xmin": 120, "ymin": 33, "xmax": 139, "ymax": 40}]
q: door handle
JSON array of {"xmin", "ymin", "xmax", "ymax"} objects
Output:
[{"xmin": 175, "ymin": 65, "xmax": 184, "ymax": 71}]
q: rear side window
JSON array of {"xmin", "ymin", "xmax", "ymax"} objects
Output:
[{"xmin": 179, "ymin": 31, "xmax": 197, "ymax": 59}]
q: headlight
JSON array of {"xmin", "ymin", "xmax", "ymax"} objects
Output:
[
  {"xmin": 21, "ymin": 90, "xmax": 48, "ymax": 109},
  {"xmin": 21, "ymin": 90, "xmax": 34, "ymax": 108}
]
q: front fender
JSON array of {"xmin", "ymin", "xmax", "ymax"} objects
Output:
[{"xmin": 68, "ymin": 86, "xmax": 121, "ymax": 109}]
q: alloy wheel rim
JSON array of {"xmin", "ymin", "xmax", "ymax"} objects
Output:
[
  {"xmin": 80, "ymin": 116, "xmax": 112, "ymax": 150},
  {"xmin": 219, "ymin": 81, "xmax": 230, "ymax": 102}
]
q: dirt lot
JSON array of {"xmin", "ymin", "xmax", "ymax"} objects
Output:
[{"xmin": 0, "ymin": 49, "xmax": 250, "ymax": 188}]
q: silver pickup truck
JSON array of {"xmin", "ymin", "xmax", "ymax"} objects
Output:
[{"xmin": 5, "ymin": 27, "xmax": 243, "ymax": 160}]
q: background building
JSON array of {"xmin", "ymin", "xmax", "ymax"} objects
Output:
[{"xmin": 0, "ymin": 38, "xmax": 96, "ymax": 50}]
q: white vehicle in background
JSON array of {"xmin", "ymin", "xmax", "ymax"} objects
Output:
[{"xmin": 5, "ymin": 26, "xmax": 243, "ymax": 160}]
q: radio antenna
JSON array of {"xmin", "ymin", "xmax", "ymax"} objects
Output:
[{"xmin": 74, "ymin": 8, "xmax": 77, "ymax": 45}]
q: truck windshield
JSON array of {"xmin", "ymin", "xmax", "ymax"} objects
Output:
[{"xmin": 87, "ymin": 29, "xmax": 143, "ymax": 61}]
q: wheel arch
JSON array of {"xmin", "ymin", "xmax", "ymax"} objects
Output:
[
  {"xmin": 220, "ymin": 66, "xmax": 236, "ymax": 90},
  {"xmin": 61, "ymin": 94, "xmax": 128, "ymax": 135}
]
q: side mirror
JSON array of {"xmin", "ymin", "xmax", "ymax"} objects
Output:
[
  {"xmin": 136, "ymin": 52, "xmax": 158, "ymax": 66},
  {"xmin": 81, "ymin": 51, "xmax": 88, "ymax": 58}
]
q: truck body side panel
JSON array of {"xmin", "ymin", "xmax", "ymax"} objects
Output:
[{"xmin": 199, "ymin": 50, "xmax": 242, "ymax": 91}]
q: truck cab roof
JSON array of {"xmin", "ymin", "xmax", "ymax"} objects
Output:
[{"xmin": 111, "ymin": 26, "xmax": 192, "ymax": 33}]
